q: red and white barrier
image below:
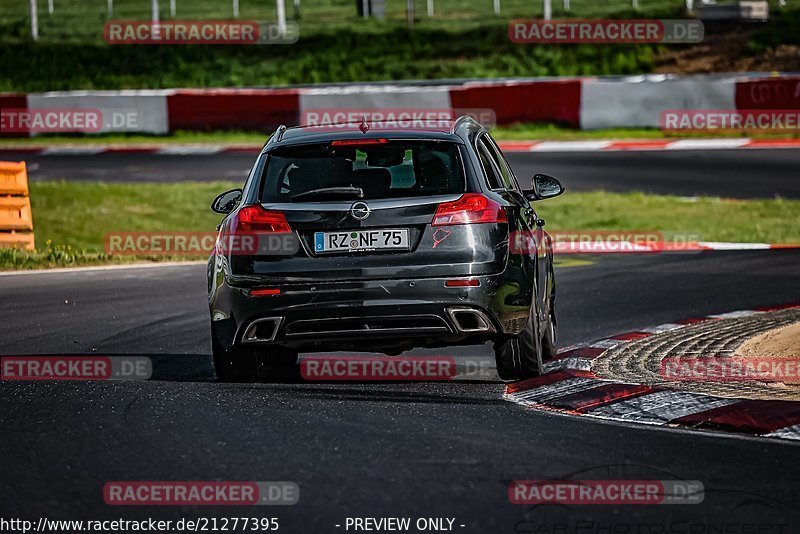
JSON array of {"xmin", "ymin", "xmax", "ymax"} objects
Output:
[
  {"xmin": 580, "ymin": 75, "xmax": 737, "ymax": 129},
  {"xmin": 299, "ymin": 84, "xmax": 452, "ymax": 120},
  {"xmin": 0, "ymin": 93, "xmax": 28, "ymax": 138},
  {"xmin": 167, "ymin": 88, "xmax": 299, "ymax": 132},
  {"xmin": 1, "ymin": 74, "xmax": 798, "ymax": 137},
  {"xmin": 450, "ymin": 79, "xmax": 581, "ymax": 128},
  {"xmin": 26, "ymin": 90, "xmax": 171, "ymax": 134},
  {"xmin": 735, "ymin": 76, "xmax": 800, "ymax": 110}
]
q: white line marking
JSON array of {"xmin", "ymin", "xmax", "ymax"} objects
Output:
[
  {"xmin": 666, "ymin": 139, "xmax": 749, "ymax": 150},
  {"xmin": 706, "ymin": 310, "xmax": 760, "ymax": 319},
  {"xmin": 508, "ymin": 377, "xmax": 608, "ymax": 403},
  {"xmin": 697, "ymin": 242, "xmax": 771, "ymax": 250},
  {"xmin": 40, "ymin": 147, "xmax": 106, "ymax": 155},
  {"xmin": 157, "ymin": 146, "xmax": 224, "ymax": 155},
  {"xmin": 529, "ymin": 141, "xmax": 612, "ymax": 152},
  {"xmin": 0, "ymin": 261, "xmax": 206, "ymax": 277},
  {"xmin": 639, "ymin": 323, "xmax": 684, "ymax": 334},
  {"xmin": 542, "ymin": 357, "xmax": 593, "ymax": 373},
  {"xmin": 556, "ymin": 343, "xmax": 588, "ymax": 354},
  {"xmin": 589, "ymin": 339, "xmax": 624, "ymax": 349},
  {"xmin": 586, "ymin": 390, "xmax": 741, "ymax": 425},
  {"xmin": 766, "ymin": 424, "xmax": 800, "ymax": 441}
]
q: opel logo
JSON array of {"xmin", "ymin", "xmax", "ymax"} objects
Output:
[{"xmin": 350, "ymin": 201, "xmax": 371, "ymax": 221}]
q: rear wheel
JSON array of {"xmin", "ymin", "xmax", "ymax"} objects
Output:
[{"xmin": 493, "ymin": 306, "xmax": 543, "ymax": 381}]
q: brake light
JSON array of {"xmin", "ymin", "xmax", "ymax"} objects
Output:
[
  {"xmin": 331, "ymin": 138, "xmax": 389, "ymax": 147},
  {"xmin": 432, "ymin": 194, "xmax": 507, "ymax": 226},
  {"xmin": 230, "ymin": 205, "xmax": 291, "ymax": 234},
  {"xmin": 250, "ymin": 288, "xmax": 281, "ymax": 297},
  {"xmin": 445, "ymin": 279, "xmax": 480, "ymax": 287}
]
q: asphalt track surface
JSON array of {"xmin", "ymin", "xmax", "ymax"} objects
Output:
[
  {"xmin": 1, "ymin": 251, "xmax": 799, "ymax": 531},
  {"xmin": 4, "ymin": 148, "xmax": 800, "ymax": 198}
]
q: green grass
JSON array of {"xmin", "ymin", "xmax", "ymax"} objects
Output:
[
  {"xmin": 2, "ymin": 181, "xmax": 797, "ymax": 270},
  {"xmin": 0, "ymin": 0, "xmax": 686, "ymax": 43},
  {"xmin": 0, "ymin": 0, "xmax": 794, "ymax": 91},
  {"xmin": 0, "ymin": 181, "xmax": 231, "ymax": 270},
  {"xmin": 29, "ymin": 180, "xmax": 229, "ymax": 250},
  {"xmin": 536, "ymin": 192, "xmax": 800, "ymax": 244}
]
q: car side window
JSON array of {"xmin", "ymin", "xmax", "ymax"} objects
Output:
[
  {"xmin": 483, "ymin": 135, "xmax": 519, "ymax": 192},
  {"xmin": 476, "ymin": 137, "xmax": 503, "ymax": 190}
]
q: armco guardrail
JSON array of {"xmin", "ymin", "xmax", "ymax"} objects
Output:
[
  {"xmin": 2, "ymin": 73, "xmax": 798, "ymax": 135},
  {"xmin": 0, "ymin": 161, "xmax": 35, "ymax": 251}
]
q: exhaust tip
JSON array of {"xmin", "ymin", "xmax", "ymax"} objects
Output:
[
  {"xmin": 241, "ymin": 317, "xmax": 283, "ymax": 343},
  {"xmin": 447, "ymin": 308, "xmax": 495, "ymax": 334}
]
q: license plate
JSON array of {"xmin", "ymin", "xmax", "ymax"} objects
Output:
[{"xmin": 314, "ymin": 229, "xmax": 409, "ymax": 253}]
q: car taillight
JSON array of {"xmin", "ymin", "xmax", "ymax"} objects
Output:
[
  {"xmin": 445, "ymin": 279, "xmax": 480, "ymax": 287},
  {"xmin": 250, "ymin": 288, "xmax": 281, "ymax": 297},
  {"xmin": 331, "ymin": 138, "xmax": 388, "ymax": 147},
  {"xmin": 432, "ymin": 194, "xmax": 508, "ymax": 226},
  {"xmin": 229, "ymin": 205, "xmax": 291, "ymax": 234}
]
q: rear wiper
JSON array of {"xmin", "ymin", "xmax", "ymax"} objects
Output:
[{"xmin": 291, "ymin": 186, "xmax": 364, "ymax": 200}]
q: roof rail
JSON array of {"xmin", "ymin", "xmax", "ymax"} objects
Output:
[{"xmin": 274, "ymin": 124, "xmax": 287, "ymax": 142}]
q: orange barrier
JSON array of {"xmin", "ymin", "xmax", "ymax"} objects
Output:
[{"xmin": 0, "ymin": 161, "xmax": 35, "ymax": 250}]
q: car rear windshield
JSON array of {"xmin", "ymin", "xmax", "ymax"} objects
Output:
[{"xmin": 258, "ymin": 140, "xmax": 466, "ymax": 202}]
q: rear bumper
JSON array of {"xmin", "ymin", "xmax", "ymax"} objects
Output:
[{"xmin": 209, "ymin": 272, "xmax": 533, "ymax": 352}]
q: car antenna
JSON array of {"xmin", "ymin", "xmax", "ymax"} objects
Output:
[{"xmin": 359, "ymin": 114, "xmax": 370, "ymax": 134}]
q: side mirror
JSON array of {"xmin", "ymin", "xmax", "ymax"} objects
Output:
[
  {"xmin": 525, "ymin": 174, "xmax": 565, "ymax": 201},
  {"xmin": 211, "ymin": 189, "xmax": 243, "ymax": 214}
]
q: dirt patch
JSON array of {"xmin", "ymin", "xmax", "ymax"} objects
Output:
[
  {"xmin": 733, "ymin": 321, "xmax": 800, "ymax": 396},
  {"xmin": 592, "ymin": 307, "xmax": 800, "ymax": 401},
  {"xmin": 736, "ymin": 321, "xmax": 800, "ymax": 359},
  {"xmin": 654, "ymin": 28, "xmax": 800, "ymax": 74}
]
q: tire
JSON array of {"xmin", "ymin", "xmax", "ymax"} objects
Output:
[
  {"xmin": 212, "ymin": 334, "xmax": 258, "ymax": 382},
  {"xmin": 542, "ymin": 295, "xmax": 557, "ymax": 361},
  {"xmin": 494, "ymin": 305, "xmax": 543, "ymax": 381}
]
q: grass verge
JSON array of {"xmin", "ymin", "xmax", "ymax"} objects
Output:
[
  {"xmin": 2, "ymin": 181, "xmax": 797, "ymax": 271},
  {"xmin": 0, "ymin": 1, "xmax": 795, "ymax": 90}
]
